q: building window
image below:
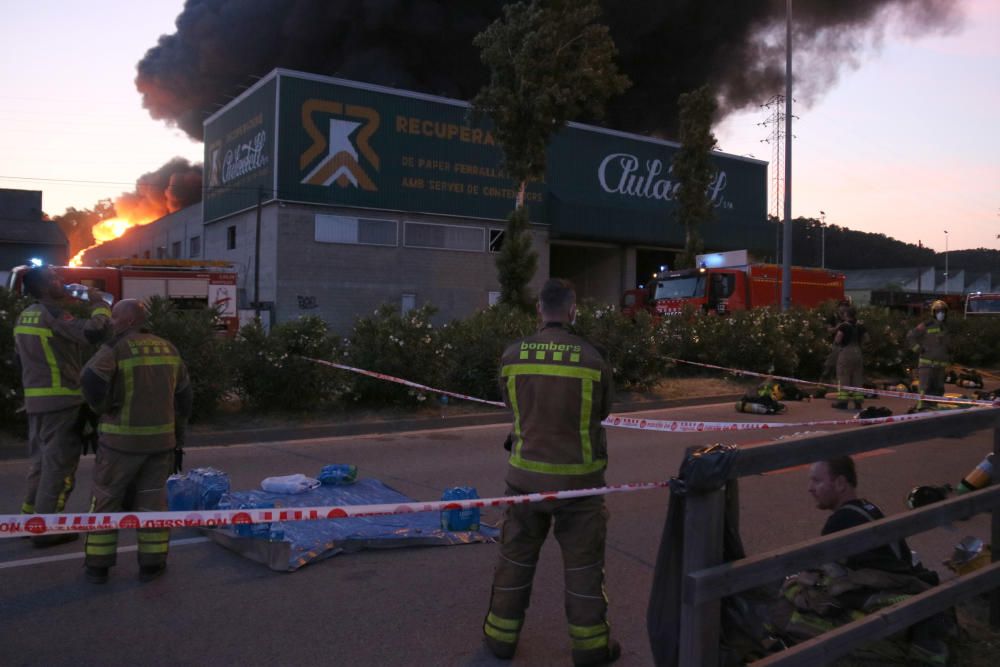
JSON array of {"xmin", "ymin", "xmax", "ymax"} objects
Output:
[
  {"xmin": 143, "ymin": 250, "xmax": 151, "ymax": 259},
  {"xmin": 489, "ymin": 229, "xmax": 505, "ymax": 253},
  {"xmin": 227, "ymin": 225, "xmax": 237, "ymax": 250},
  {"xmin": 404, "ymin": 221, "xmax": 484, "ymax": 252},
  {"xmin": 315, "ymin": 215, "xmax": 397, "ymax": 246},
  {"xmin": 401, "ymin": 293, "xmax": 416, "ymax": 314},
  {"xmin": 171, "ymin": 241, "xmax": 182, "ymax": 259},
  {"xmin": 488, "ymin": 291, "xmax": 501, "ymax": 307},
  {"xmin": 156, "ymin": 246, "xmax": 167, "ymax": 259},
  {"xmin": 189, "ymin": 236, "xmax": 201, "ymax": 258}
]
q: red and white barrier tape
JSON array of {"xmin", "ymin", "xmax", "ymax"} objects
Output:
[
  {"xmin": 304, "ymin": 357, "xmax": 506, "ymax": 408},
  {"xmin": 664, "ymin": 357, "xmax": 999, "ymax": 407},
  {"xmin": 304, "ymin": 356, "xmax": 995, "ymax": 434},
  {"xmin": 601, "ymin": 407, "xmax": 983, "ymax": 433},
  {"xmin": 0, "ymin": 481, "xmax": 666, "ymax": 538}
]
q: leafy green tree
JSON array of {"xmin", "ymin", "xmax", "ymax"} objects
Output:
[
  {"xmin": 474, "ymin": 0, "xmax": 630, "ymax": 310},
  {"xmin": 672, "ymin": 85, "xmax": 718, "ymax": 269}
]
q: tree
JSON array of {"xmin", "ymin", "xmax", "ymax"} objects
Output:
[
  {"xmin": 474, "ymin": 0, "xmax": 630, "ymax": 310},
  {"xmin": 672, "ymin": 85, "xmax": 718, "ymax": 270},
  {"xmin": 51, "ymin": 199, "xmax": 116, "ymax": 257}
]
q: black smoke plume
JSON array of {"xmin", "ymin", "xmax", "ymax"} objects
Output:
[
  {"xmin": 136, "ymin": 0, "xmax": 963, "ymax": 140},
  {"xmin": 114, "ymin": 157, "xmax": 203, "ymax": 222},
  {"xmin": 52, "ymin": 158, "xmax": 203, "ymax": 257}
]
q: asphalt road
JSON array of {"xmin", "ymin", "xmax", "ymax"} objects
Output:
[{"xmin": 0, "ymin": 395, "xmax": 994, "ymax": 667}]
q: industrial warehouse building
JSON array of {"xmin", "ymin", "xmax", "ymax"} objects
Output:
[{"xmin": 83, "ymin": 68, "xmax": 768, "ymax": 332}]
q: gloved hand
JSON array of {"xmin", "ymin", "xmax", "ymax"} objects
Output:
[
  {"xmin": 173, "ymin": 418, "xmax": 187, "ymax": 473},
  {"xmin": 503, "ymin": 433, "xmax": 513, "ymax": 452},
  {"xmin": 75, "ymin": 405, "xmax": 100, "ymax": 455}
]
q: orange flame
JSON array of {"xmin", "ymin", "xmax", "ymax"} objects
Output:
[{"xmin": 68, "ymin": 214, "xmax": 157, "ymax": 267}]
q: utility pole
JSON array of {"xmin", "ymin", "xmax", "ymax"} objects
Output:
[
  {"xmin": 944, "ymin": 230, "xmax": 949, "ymax": 296},
  {"xmin": 819, "ymin": 210, "xmax": 826, "ymax": 268},
  {"xmin": 254, "ymin": 186, "xmax": 263, "ymax": 319},
  {"xmin": 781, "ymin": 0, "xmax": 793, "ymax": 311}
]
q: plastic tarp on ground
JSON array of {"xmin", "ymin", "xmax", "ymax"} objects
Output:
[{"xmin": 204, "ymin": 478, "xmax": 498, "ymax": 572}]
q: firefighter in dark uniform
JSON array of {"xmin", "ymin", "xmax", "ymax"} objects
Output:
[
  {"xmin": 832, "ymin": 306, "xmax": 868, "ymax": 410},
  {"xmin": 80, "ymin": 299, "xmax": 192, "ymax": 584},
  {"xmin": 483, "ymin": 279, "xmax": 620, "ymax": 666},
  {"xmin": 906, "ymin": 300, "xmax": 950, "ymax": 409},
  {"xmin": 14, "ymin": 266, "xmax": 110, "ymax": 547}
]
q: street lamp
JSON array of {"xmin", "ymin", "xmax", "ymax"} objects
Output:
[
  {"xmin": 944, "ymin": 230, "xmax": 949, "ymax": 296},
  {"xmin": 819, "ymin": 210, "xmax": 826, "ymax": 269}
]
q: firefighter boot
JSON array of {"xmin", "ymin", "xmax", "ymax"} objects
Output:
[
  {"xmin": 85, "ymin": 566, "xmax": 109, "ymax": 584},
  {"xmin": 139, "ymin": 563, "xmax": 167, "ymax": 582},
  {"xmin": 573, "ymin": 639, "xmax": 621, "ymax": 667}
]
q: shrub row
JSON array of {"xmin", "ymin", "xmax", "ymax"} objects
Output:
[{"xmin": 2, "ymin": 289, "xmax": 999, "ymax": 432}]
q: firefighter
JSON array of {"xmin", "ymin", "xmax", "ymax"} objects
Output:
[
  {"xmin": 483, "ymin": 279, "xmax": 620, "ymax": 666},
  {"xmin": 14, "ymin": 266, "xmax": 110, "ymax": 547},
  {"xmin": 906, "ymin": 300, "xmax": 950, "ymax": 409},
  {"xmin": 832, "ymin": 306, "xmax": 868, "ymax": 410},
  {"xmin": 80, "ymin": 299, "xmax": 192, "ymax": 584}
]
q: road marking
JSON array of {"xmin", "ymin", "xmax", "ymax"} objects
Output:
[{"xmin": 0, "ymin": 536, "xmax": 210, "ymax": 570}]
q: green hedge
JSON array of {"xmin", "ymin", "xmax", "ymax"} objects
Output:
[{"xmin": 1, "ymin": 287, "xmax": 998, "ymax": 431}]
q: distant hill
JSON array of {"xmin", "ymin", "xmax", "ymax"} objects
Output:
[{"xmin": 761, "ymin": 216, "xmax": 999, "ymax": 274}]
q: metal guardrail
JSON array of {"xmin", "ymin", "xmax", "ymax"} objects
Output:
[{"xmin": 674, "ymin": 407, "xmax": 1000, "ymax": 666}]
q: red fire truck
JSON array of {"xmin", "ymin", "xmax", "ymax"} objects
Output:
[
  {"xmin": 8, "ymin": 258, "xmax": 239, "ymax": 334},
  {"xmin": 622, "ymin": 250, "xmax": 845, "ymax": 316}
]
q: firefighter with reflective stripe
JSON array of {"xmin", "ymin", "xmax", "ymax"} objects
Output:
[
  {"xmin": 832, "ymin": 306, "xmax": 868, "ymax": 410},
  {"xmin": 13, "ymin": 266, "xmax": 110, "ymax": 547},
  {"xmin": 906, "ymin": 300, "xmax": 950, "ymax": 409},
  {"xmin": 483, "ymin": 279, "xmax": 620, "ymax": 666},
  {"xmin": 80, "ymin": 299, "xmax": 192, "ymax": 584}
]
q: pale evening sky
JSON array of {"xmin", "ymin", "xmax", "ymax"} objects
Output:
[{"xmin": 0, "ymin": 0, "xmax": 997, "ymax": 254}]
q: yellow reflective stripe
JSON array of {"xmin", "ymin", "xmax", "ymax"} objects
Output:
[
  {"xmin": 119, "ymin": 355, "xmax": 181, "ymax": 370},
  {"xmin": 580, "ymin": 379, "xmax": 593, "ymax": 463},
  {"xmin": 100, "ymin": 422, "xmax": 175, "ymax": 436},
  {"xmin": 508, "ymin": 376, "xmax": 523, "ymax": 457},
  {"xmin": 24, "ymin": 387, "xmax": 81, "ymax": 397},
  {"xmin": 85, "ymin": 545, "xmax": 117, "ymax": 556},
  {"xmin": 14, "ymin": 324, "xmax": 77, "ymax": 395},
  {"xmin": 483, "ymin": 625, "xmax": 519, "ymax": 644},
  {"xmin": 138, "ymin": 542, "xmax": 169, "ymax": 554},
  {"xmin": 92, "ymin": 306, "xmax": 111, "ymax": 318},
  {"xmin": 501, "ymin": 364, "xmax": 601, "ymax": 382},
  {"xmin": 486, "ymin": 613, "xmax": 523, "ymax": 631},
  {"xmin": 110, "ymin": 354, "xmax": 180, "ymax": 435},
  {"xmin": 20, "ymin": 503, "xmax": 34, "ymax": 514},
  {"xmin": 569, "ymin": 623, "xmax": 609, "ymax": 639},
  {"xmin": 138, "ymin": 531, "xmax": 169, "ymax": 541},
  {"xmin": 509, "ymin": 454, "xmax": 607, "ymax": 476},
  {"xmin": 14, "ymin": 326, "xmax": 53, "ymax": 337},
  {"xmin": 504, "ymin": 363, "xmax": 606, "ymax": 476},
  {"xmin": 919, "ymin": 358, "xmax": 948, "ymax": 367},
  {"xmin": 86, "ymin": 533, "xmax": 118, "ymax": 544}
]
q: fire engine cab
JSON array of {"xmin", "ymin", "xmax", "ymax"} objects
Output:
[{"xmin": 8, "ymin": 258, "xmax": 239, "ymax": 335}]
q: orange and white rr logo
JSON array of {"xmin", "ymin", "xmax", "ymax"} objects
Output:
[{"xmin": 300, "ymin": 100, "xmax": 380, "ymax": 190}]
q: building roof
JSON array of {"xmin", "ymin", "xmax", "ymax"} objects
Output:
[
  {"xmin": 0, "ymin": 219, "xmax": 67, "ymax": 246},
  {"xmin": 841, "ymin": 267, "xmax": 931, "ymax": 290}
]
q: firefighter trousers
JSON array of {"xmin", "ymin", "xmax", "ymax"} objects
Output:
[
  {"xmin": 85, "ymin": 446, "xmax": 173, "ymax": 570},
  {"xmin": 836, "ymin": 345, "xmax": 865, "ymax": 403},
  {"xmin": 484, "ymin": 490, "xmax": 613, "ymax": 664},
  {"xmin": 22, "ymin": 406, "xmax": 82, "ymax": 515},
  {"xmin": 918, "ymin": 365, "xmax": 946, "ymax": 405}
]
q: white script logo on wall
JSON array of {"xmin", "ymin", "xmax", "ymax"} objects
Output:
[
  {"xmin": 209, "ymin": 131, "xmax": 269, "ymax": 186},
  {"xmin": 299, "ymin": 100, "xmax": 381, "ymax": 191},
  {"xmin": 597, "ymin": 153, "xmax": 732, "ymax": 210}
]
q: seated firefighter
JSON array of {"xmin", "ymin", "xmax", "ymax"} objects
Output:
[{"xmin": 767, "ymin": 456, "xmax": 953, "ymax": 665}]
